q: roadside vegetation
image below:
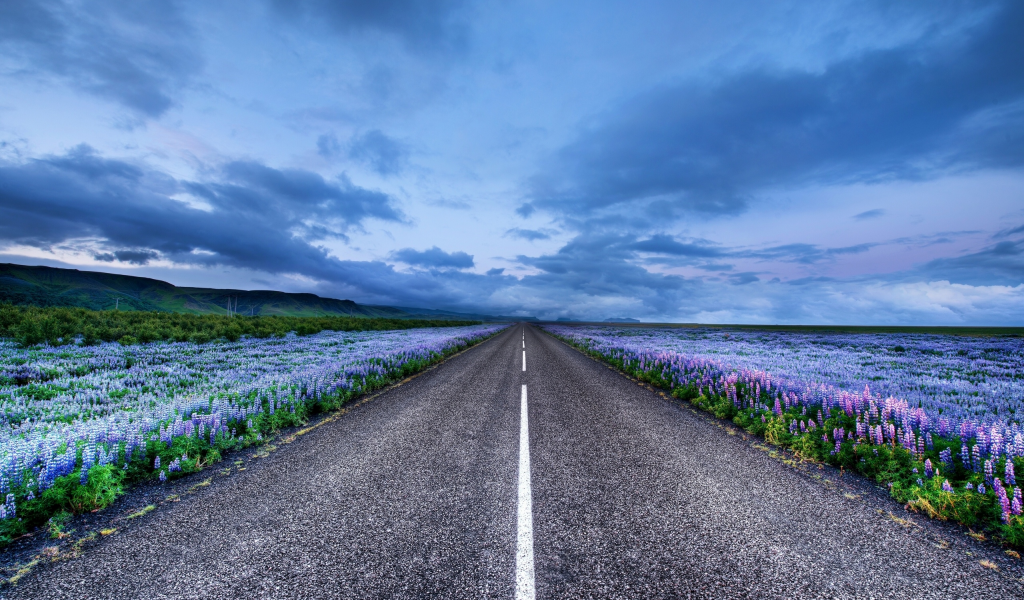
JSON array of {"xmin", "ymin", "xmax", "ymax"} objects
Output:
[{"xmin": 0, "ymin": 304, "xmax": 479, "ymax": 348}]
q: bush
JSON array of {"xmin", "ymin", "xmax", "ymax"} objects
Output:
[{"xmin": 0, "ymin": 304, "xmax": 481, "ymax": 348}]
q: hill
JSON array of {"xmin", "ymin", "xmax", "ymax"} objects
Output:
[{"xmin": 0, "ymin": 263, "xmax": 524, "ymax": 321}]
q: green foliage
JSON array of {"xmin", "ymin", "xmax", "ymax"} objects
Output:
[
  {"xmin": 0, "ymin": 304, "xmax": 480, "ymax": 348},
  {"xmin": 39, "ymin": 465, "xmax": 124, "ymax": 515},
  {"xmin": 47, "ymin": 511, "xmax": 74, "ymax": 539}
]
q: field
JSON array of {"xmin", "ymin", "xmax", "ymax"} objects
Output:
[
  {"xmin": 0, "ymin": 322, "xmax": 508, "ymax": 544},
  {"xmin": 543, "ymin": 324, "xmax": 1024, "ymax": 545}
]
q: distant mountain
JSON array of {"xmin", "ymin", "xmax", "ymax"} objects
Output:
[
  {"xmin": 604, "ymin": 317, "xmax": 640, "ymax": 323},
  {"xmin": 0, "ymin": 263, "xmax": 524, "ymax": 321}
]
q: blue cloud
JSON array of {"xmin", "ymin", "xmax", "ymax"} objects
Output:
[
  {"xmin": 0, "ymin": 0, "xmax": 202, "ymax": 116},
  {"xmin": 854, "ymin": 209, "xmax": 885, "ymax": 220},
  {"xmin": 0, "ymin": 145, "xmax": 402, "ymax": 274},
  {"xmin": 390, "ymin": 246, "xmax": 474, "ymax": 270},
  {"xmin": 528, "ymin": 1, "xmax": 1024, "ymax": 224},
  {"xmin": 270, "ymin": 0, "xmax": 466, "ymax": 53},
  {"xmin": 505, "ymin": 228, "xmax": 554, "ymax": 241},
  {"xmin": 347, "ymin": 130, "xmax": 409, "ymax": 176}
]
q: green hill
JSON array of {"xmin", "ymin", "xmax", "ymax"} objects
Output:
[{"xmin": 0, "ymin": 263, "xmax": 506, "ymax": 320}]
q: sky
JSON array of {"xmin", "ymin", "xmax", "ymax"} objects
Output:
[{"xmin": 0, "ymin": 0, "xmax": 1023, "ymax": 324}]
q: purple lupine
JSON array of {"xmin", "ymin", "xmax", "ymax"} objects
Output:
[
  {"xmin": 154, "ymin": 456, "xmax": 160, "ymax": 471},
  {"xmin": 978, "ymin": 483, "xmax": 986, "ymax": 495},
  {"xmin": 159, "ymin": 470, "xmax": 167, "ymax": 482},
  {"xmin": 984, "ymin": 459, "xmax": 994, "ymax": 485},
  {"xmin": 1013, "ymin": 488, "xmax": 1023, "ymax": 516},
  {"xmin": 1007, "ymin": 460, "xmax": 1016, "ymax": 486},
  {"xmin": 995, "ymin": 480, "xmax": 1011, "ymax": 522},
  {"xmin": 942, "ymin": 479, "xmax": 953, "ymax": 493},
  {"xmin": 924, "ymin": 459, "xmax": 934, "ymax": 478}
]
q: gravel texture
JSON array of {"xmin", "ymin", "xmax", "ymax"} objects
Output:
[{"xmin": 4, "ymin": 324, "xmax": 1024, "ymax": 598}]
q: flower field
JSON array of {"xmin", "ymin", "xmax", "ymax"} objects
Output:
[
  {"xmin": 0, "ymin": 323, "xmax": 508, "ymax": 544},
  {"xmin": 544, "ymin": 325, "xmax": 1024, "ymax": 545}
]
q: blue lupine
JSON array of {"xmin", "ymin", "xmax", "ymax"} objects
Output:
[
  {"xmin": 1007, "ymin": 460, "xmax": 1016, "ymax": 486},
  {"xmin": 924, "ymin": 459, "xmax": 933, "ymax": 478},
  {"xmin": 942, "ymin": 479, "xmax": 953, "ymax": 493}
]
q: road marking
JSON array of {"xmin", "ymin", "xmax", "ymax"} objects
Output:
[
  {"xmin": 516, "ymin": 384, "xmax": 535, "ymax": 600},
  {"xmin": 522, "ymin": 350, "xmax": 526, "ymax": 371}
]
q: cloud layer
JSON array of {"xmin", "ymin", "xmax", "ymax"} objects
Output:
[
  {"xmin": 524, "ymin": 1, "xmax": 1024, "ymax": 225},
  {"xmin": 0, "ymin": 0, "xmax": 1022, "ymax": 324}
]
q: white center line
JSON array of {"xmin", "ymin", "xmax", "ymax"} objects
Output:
[
  {"xmin": 522, "ymin": 350, "xmax": 526, "ymax": 372},
  {"xmin": 516, "ymin": 384, "xmax": 535, "ymax": 600}
]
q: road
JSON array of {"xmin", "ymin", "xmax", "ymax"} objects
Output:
[{"xmin": 7, "ymin": 324, "xmax": 1023, "ymax": 599}]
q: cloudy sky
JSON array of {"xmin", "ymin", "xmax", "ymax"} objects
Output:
[{"xmin": 1, "ymin": 0, "xmax": 1022, "ymax": 324}]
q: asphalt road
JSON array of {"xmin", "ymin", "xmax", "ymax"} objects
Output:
[{"xmin": 7, "ymin": 324, "xmax": 1024, "ymax": 598}]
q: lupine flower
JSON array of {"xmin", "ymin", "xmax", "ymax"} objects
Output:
[
  {"xmin": 159, "ymin": 470, "xmax": 167, "ymax": 482},
  {"xmin": 978, "ymin": 483, "xmax": 986, "ymax": 495},
  {"xmin": 942, "ymin": 479, "xmax": 953, "ymax": 493},
  {"xmin": 924, "ymin": 459, "xmax": 933, "ymax": 478},
  {"xmin": 1006, "ymin": 460, "xmax": 1016, "ymax": 486},
  {"xmin": 154, "ymin": 456, "xmax": 160, "ymax": 470}
]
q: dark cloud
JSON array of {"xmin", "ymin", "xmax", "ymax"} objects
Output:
[
  {"xmin": 94, "ymin": 249, "xmax": 160, "ymax": 265},
  {"xmin": 348, "ymin": 130, "xmax": 409, "ymax": 176},
  {"xmin": 728, "ymin": 272, "xmax": 760, "ymax": 285},
  {"xmin": 854, "ymin": 209, "xmax": 885, "ymax": 220},
  {"xmin": 750, "ymin": 243, "xmax": 876, "ymax": 264},
  {"xmin": 317, "ymin": 133, "xmax": 342, "ymax": 158},
  {"xmin": 528, "ymin": 0, "xmax": 1024, "ymax": 224},
  {"xmin": 919, "ymin": 240, "xmax": 1024, "ymax": 285},
  {"xmin": 270, "ymin": 0, "xmax": 466, "ymax": 52},
  {"xmin": 0, "ymin": 0, "xmax": 202, "ymax": 117},
  {"xmin": 390, "ymin": 246, "xmax": 474, "ymax": 270},
  {"xmin": 505, "ymin": 228, "xmax": 555, "ymax": 241},
  {"xmin": 0, "ymin": 145, "xmax": 403, "ymax": 276},
  {"xmin": 486, "ymin": 267, "xmax": 504, "ymax": 276},
  {"xmin": 995, "ymin": 223, "xmax": 1024, "ymax": 238},
  {"xmin": 629, "ymin": 235, "xmax": 725, "ymax": 258}
]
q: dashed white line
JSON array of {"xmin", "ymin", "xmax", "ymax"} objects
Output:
[
  {"xmin": 516, "ymin": 384, "xmax": 535, "ymax": 600},
  {"xmin": 522, "ymin": 350, "xmax": 526, "ymax": 372}
]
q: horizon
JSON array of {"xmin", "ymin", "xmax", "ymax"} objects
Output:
[{"xmin": 1, "ymin": 1, "xmax": 1023, "ymax": 325}]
